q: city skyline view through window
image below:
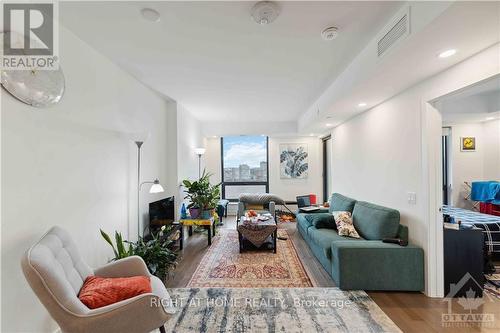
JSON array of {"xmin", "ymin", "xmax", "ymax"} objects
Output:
[{"xmin": 222, "ymin": 136, "xmax": 268, "ymax": 182}]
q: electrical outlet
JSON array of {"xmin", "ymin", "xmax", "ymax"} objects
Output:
[{"xmin": 407, "ymin": 192, "xmax": 417, "ymax": 205}]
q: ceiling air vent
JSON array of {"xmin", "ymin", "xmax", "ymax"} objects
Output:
[{"xmin": 377, "ymin": 10, "xmax": 410, "ymax": 57}]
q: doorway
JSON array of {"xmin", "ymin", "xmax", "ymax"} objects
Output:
[
  {"xmin": 433, "ymin": 75, "xmax": 500, "ymax": 210},
  {"xmin": 424, "ymin": 74, "xmax": 500, "ymax": 297}
]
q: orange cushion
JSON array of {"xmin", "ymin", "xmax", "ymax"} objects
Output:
[{"xmin": 78, "ymin": 275, "xmax": 152, "ymax": 309}]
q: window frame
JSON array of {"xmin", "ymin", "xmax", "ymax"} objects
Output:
[{"xmin": 220, "ymin": 136, "xmax": 269, "ymax": 201}]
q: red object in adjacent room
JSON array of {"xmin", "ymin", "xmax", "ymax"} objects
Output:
[
  {"xmin": 78, "ymin": 275, "xmax": 152, "ymax": 309},
  {"xmin": 480, "ymin": 202, "xmax": 500, "ymax": 216},
  {"xmin": 309, "ymin": 194, "xmax": 317, "ymax": 205}
]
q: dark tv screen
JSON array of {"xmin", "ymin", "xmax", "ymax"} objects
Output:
[{"xmin": 149, "ymin": 196, "xmax": 174, "ymax": 226}]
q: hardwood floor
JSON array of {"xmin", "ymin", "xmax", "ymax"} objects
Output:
[{"xmin": 166, "ymin": 216, "xmax": 500, "ymax": 333}]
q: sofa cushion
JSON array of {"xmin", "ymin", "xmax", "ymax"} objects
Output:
[
  {"xmin": 304, "ymin": 213, "xmax": 336, "ymax": 229},
  {"xmin": 308, "ymin": 227, "xmax": 361, "ymax": 260},
  {"xmin": 308, "ymin": 228, "xmax": 342, "ymax": 259},
  {"xmin": 296, "ymin": 214, "xmax": 313, "ymax": 235},
  {"xmin": 329, "ymin": 193, "xmax": 357, "ymax": 213},
  {"xmin": 332, "ymin": 211, "xmax": 360, "ymax": 238},
  {"xmin": 352, "ymin": 201, "xmax": 400, "ymax": 240}
]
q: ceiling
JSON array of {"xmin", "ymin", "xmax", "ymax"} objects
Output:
[
  {"xmin": 434, "ymin": 76, "xmax": 500, "ymax": 125},
  {"xmin": 60, "ymin": 1, "xmax": 403, "ymax": 122},
  {"xmin": 301, "ymin": 1, "xmax": 500, "ymax": 134}
]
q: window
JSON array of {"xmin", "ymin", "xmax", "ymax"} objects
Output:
[{"xmin": 221, "ymin": 136, "xmax": 269, "ymax": 200}]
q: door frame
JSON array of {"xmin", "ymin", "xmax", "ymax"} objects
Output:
[
  {"xmin": 421, "ymin": 73, "xmax": 500, "ymax": 297},
  {"xmin": 322, "ymin": 135, "xmax": 332, "ymax": 203},
  {"xmin": 441, "ymin": 127, "xmax": 451, "ymax": 205},
  {"xmin": 421, "ymin": 101, "xmax": 445, "ymax": 297}
]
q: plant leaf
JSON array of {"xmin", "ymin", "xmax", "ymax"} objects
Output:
[{"xmin": 100, "ymin": 229, "xmax": 118, "ymax": 258}]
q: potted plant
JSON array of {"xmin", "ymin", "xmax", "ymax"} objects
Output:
[
  {"xmin": 182, "ymin": 170, "xmax": 221, "ymax": 219},
  {"xmin": 199, "ymin": 181, "xmax": 221, "ymax": 219},
  {"xmin": 182, "ymin": 177, "xmax": 203, "ymax": 218},
  {"xmin": 100, "ymin": 226, "xmax": 179, "ymax": 282},
  {"xmin": 131, "ymin": 226, "xmax": 179, "ymax": 281}
]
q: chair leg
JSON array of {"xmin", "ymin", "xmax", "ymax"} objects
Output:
[{"xmin": 159, "ymin": 325, "xmax": 166, "ymax": 333}]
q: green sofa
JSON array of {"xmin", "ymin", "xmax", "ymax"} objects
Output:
[{"xmin": 297, "ymin": 193, "xmax": 424, "ymax": 291}]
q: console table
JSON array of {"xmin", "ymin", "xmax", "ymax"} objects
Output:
[{"xmin": 180, "ymin": 217, "xmax": 216, "ymax": 246}]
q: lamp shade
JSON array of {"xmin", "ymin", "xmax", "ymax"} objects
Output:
[
  {"xmin": 149, "ymin": 179, "xmax": 164, "ymax": 194},
  {"xmin": 194, "ymin": 147, "xmax": 206, "ymax": 155}
]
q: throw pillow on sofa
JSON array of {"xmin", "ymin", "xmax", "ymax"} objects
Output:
[
  {"xmin": 332, "ymin": 211, "xmax": 360, "ymax": 238},
  {"xmin": 305, "ymin": 213, "xmax": 336, "ymax": 229},
  {"xmin": 78, "ymin": 275, "xmax": 152, "ymax": 309}
]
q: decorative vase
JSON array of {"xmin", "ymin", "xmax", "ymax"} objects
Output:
[
  {"xmin": 189, "ymin": 207, "xmax": 201, "ymax": 219},
  {"xmin": 180, "ymin": 203, "xmax": 187, "ymax": 219},
  {"xmin": 201, "ymin": 209, "xmax": 213, "ymax": 219}
]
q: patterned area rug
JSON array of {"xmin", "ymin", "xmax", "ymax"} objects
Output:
[
  {"xmin": 187, "ymin": 229, "xmax": 314, "ymax": 288},
  {"xmin": 164, "ymin": 288, "xmax": 401, "ymax": 332}
]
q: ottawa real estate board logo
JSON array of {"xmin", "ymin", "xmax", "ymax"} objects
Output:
[
  {"xmin": 1, "ymin": 1, "xmax": 59, "ymax": 70},
  {"xmin": 442, "ymin": 273, "xmax": 496, "ymax": 328}
]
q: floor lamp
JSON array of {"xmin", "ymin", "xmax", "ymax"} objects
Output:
[
  {"xmin": 194, "ymin": 147, "xmax": 206, "ymax": 178},
  {"xmin": 135, "ymin": 141, "xmax": 164, "ymax": 239}
]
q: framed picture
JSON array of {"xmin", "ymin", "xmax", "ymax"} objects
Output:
[
  {"xmin": 461, "ymin": 137, "xmax": 476, "ymax": 151},
  {"xmin": 279, "ymin": 144, "xmax": 308, "ymax": 179}
]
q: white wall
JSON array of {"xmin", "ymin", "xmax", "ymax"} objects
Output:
[
  {"xmin": 205, "ymin": 137, "xmax": 222, "ymax": 185},
  {"xmin": 331, "ymin": 92, "xmax": 424, "ymax": 240},
  {"xmin": 202, "ymin": 121, "xmax": 297, "ymax": 137},
  {"xmin": 176, "ymin": 104, "xmax": 203, "ymax": 215},
  {"xmin": 268, "ymin": 137, "xmax": 323, "ymax": 202},
  {"xmin": 483, "ymin": 119, "xmax": 500, "ymax": 180},
  {"xmin": 204, "ymin": 136, "xmax": 323, "ymax": 204},
  {"xmin": 1, "ymin": 26, "xmax": 177, "ymax": 332},
  {"xmin": 449, "ymin": 120, "xmax": 500, "ymax": 208},
  {"xmin": 329, "ymin": 43, "xmax": 500, "ymax": 296}
]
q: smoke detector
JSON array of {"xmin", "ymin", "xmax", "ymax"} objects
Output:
[
  {"xmin": 251, "ymin": 1, "xmax": 280, "ymax": 25},
  {"xmin": 321, "ymin": 27, "xmax": 339, "ymax": 41},
  {"xmin": 141, "ymin": 8, "xmax": 160, "ymax": 22}
]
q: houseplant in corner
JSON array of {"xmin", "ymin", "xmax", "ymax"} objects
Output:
[
  {"xmin": 182, "ymin": 170, "xmax": 221, "ymax": 219},
  {"xmin": 131, "ymin": 225, "xmax": 179, "ymax": 281},
  {"xmin": 100, "ymin": 226, "xmax": 179, "ymax": 282}
]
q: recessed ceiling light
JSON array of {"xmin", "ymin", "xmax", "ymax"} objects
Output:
[
  {"xmin": 141, "ymin": 8, "xmax": 160, "ymax": 22},
  {"xmin": 485, "ymin": 117, "xmax": 494, "ymax": 121},
  {"xmin": 358, "ymin": 102, "xmax": 367, "ymax": 107},
  {"xmin": 438, "ymin": 49, "xmax": 457, "ymax": 58},
  {"xmin": 326, "ymin": 123, "xmax": 333, "ymax": 127},
  {"xmin": 310, "ymin": 133, "xmax": 315, "ymax": 136}
]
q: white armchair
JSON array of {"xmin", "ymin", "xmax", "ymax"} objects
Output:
[
  {"xmin": 21, "ymin": 226, "xmax": 174, "ymax": 333},
  {"xmin": 236, "ymin": 193, "xmax": 284, "ymax": 221}
]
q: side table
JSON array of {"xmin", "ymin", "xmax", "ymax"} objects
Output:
[{"xmin": 180, "ymin": 217, "xmax": 216, "ymax": 246}]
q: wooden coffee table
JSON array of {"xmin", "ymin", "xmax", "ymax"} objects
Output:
[
  {"xmin": 180, "ymin": 217, "xmax": 216, "ymax": 246},
  {"xmin": 237, "ymin": 215, "xmax": 277, "ymax": 253}
]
